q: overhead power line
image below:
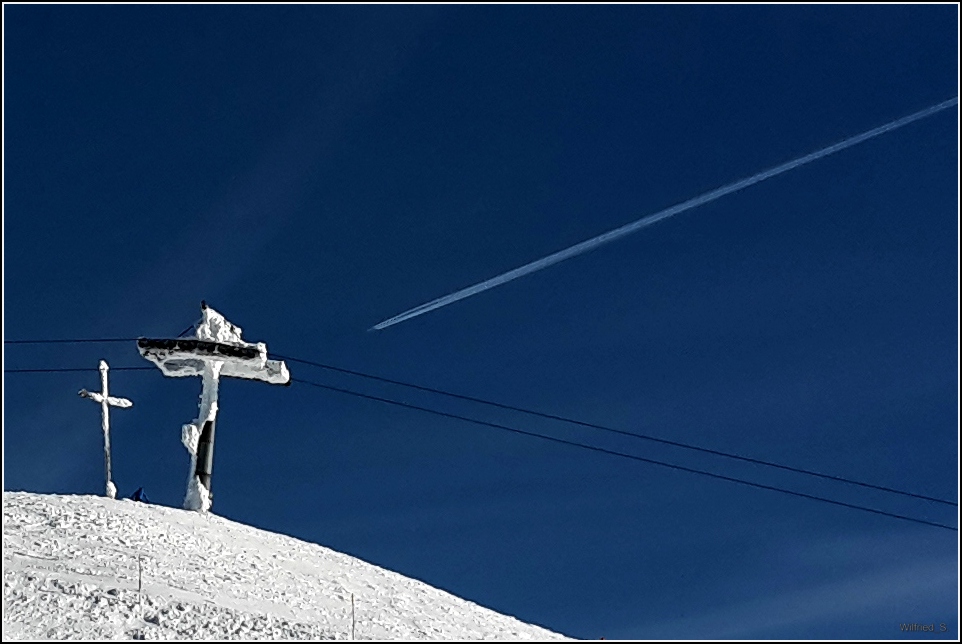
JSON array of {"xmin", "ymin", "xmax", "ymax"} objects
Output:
[
  {"xmin": 4, "ymin": 338, "xmax": 140, "ymax": 345},
  {"xmin": 5, "ymin": 367, "xmax": 154, "ymax": 373},
  {"xmin": 273, "ymin": 353, "xmax": 957, "ymax": 508},
  {"xmin": 290, "ymin": 376, "xmax": 956, "ymax": 533},
  {"xmin": 5, "ymin": 337, "xmax": 956, "ymax": 509},
  {"xmin": 9, "ymin": 351, "xmax": 954, "ymax": 532}
]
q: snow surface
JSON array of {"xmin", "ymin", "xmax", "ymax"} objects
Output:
[{"xmin": 3, "ymin": 492, "xmax": 568, "ymax": 641}]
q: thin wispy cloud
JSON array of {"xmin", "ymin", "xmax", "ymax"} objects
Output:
[{"xmin": 635, "ymin": 533, "xmax": 957, "ymax": 639}]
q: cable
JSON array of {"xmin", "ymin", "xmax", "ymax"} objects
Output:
[
  {"xmin": 6, "ymin": 337, "xmax": 954, "ymax": 507},
  {"xmin": 273, "ymin": 353, "xmax": 957, "ymax": 507},
  {"xmin": 5, "ymin": 367, "xmax": 154, "ymax": 373},
  {"xmin": 290, "ymin": 376, "xmax": 956, "ymax": 532},
  {"xmin": 3, "ymin": 347, "xmax": 955, "ymax": 530},
  {"xmin": 4, "ymin": 338, "xmax": 140, "ymax": 344}
]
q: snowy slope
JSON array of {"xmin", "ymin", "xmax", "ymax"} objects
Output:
[{"xmin": 3, "ymin": 492, "xmax": 567, "ymax": 640}]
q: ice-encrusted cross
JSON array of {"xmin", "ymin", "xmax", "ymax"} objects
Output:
[{"xmin": 79, "ymin": 360, "xmax": 133, "ymax": 499}]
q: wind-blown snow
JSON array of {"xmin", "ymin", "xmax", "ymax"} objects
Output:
[{"xmin": 3, "ymin": 492, "xmax": 567, "ymax": 640}]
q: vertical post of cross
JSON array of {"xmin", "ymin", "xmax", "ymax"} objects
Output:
[{"xmin": 195, "ymin": 364, "xmax": 220, "ymax": 493}]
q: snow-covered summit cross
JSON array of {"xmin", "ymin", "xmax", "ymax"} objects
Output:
[
  {"xmin": 138, "ymin": 302, "xmax": 289, "ymax": 513},
  {"xmin": 78, "ymin": 360, "xmax": 133, "ymax": 500}
]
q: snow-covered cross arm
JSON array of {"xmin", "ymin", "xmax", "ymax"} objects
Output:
[
  {"xmin": 78, "ymin": 360, "xmax": 133, "ymax": 500},
  {"xmin": 138, "ymin": 302, "xmax": 289, "ymax": 513},
  {"xmin": 79, "ymin": 389, "xmax": 133, "ymax": 409}
]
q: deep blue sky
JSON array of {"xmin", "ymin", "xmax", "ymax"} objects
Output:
[{"xmin": 3, "ymin": 5, "xmax": 958, "ymax": 639}]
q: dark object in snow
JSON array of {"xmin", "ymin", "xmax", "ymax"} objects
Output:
[{"xmin": 130, "ymin": 487, "xmax": 150, "ymax": 503}]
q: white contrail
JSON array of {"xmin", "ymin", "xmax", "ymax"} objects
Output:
[{"xmin": 372, "ymin": 97, "xmax": 958, "ymax": 331}]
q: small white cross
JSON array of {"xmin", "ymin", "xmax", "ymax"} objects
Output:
[{"xmin": 79, "ymin": 360, "xmax": 133, "ymax": 499}]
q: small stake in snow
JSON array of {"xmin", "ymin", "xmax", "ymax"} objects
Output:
[
  {"xmin": 79, "ymin": 360, "xmax": 133, "ymax": 499},
  {"xmin": 138, "ymin": 554, "xmax": 144, "ymax": 619},
  {"xmin": 138, "ymin": 301, "xmax": 290, "ymax": 513}
]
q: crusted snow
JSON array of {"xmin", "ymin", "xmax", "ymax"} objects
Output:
[
  {"xmin": 3, "ymin": 492, "xmax": 567, "ymax": 641},
  {"xmin": 195, "ymin": 305, "xmax": 246, "ymax": 346}
]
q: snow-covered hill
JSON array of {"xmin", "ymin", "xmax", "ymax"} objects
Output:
[{"xmin": 3, "ymin": 492, "xmax": 567, "ymax": 640}]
